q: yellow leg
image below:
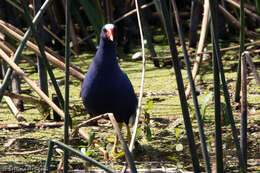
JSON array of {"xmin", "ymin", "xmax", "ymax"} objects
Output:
[
  {"xmin": 112, "ymin": 122, "xmax": 123, "ymax": 156},
  {"xmin": 126, "ymin": 124, "xmax": 131, "ymax": 145},
  {"xmin": 103, "ymin": 150, "xmax": 109, "ymax": 160}
]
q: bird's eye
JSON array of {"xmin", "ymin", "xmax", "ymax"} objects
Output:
[{"xmin": 103, "ymin": 28, "xmax": 107, "ymax": 33}]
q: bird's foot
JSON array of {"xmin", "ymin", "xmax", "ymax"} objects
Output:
[{"xmin": 112, "ymin": 146, "xmax": 125, "ymax": 159}]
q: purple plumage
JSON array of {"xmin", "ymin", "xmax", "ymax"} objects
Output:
[{"xmin": 81, "ymin": 24, "xmax": 137, "ymax": 125}]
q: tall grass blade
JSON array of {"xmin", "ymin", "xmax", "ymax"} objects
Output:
[
  {"xmin": 212, "ymin": 24, "xmax": 223, "ymax": 171},
  {"xmin": 153, "ymin": 0, "xmax": 166, "ymax": 28},
  {"xmin": 33, "ymin": 0, "xmax": 48, "ymax": 99},
  {"xmin": 79, "ymin": 0, "xmax": 104, "ymax": 34},
  {"xmin": 71, "ymin": 2, "xmax": 96, "ymax": 50},
  {"xmin": 171, "ymin": 1, "xmax": 211, "ymax": 172},
  {"xmin": 158, "ymin": 0, "xmax": 201, "ymax": 172},
  {"xmin": 240, "ymin": 52, "xmax": 248, "ymax": 168},
  {"xmin": 208, "ymin": 0, "xmax": 246, "ymax": 172},
  {"xmin": 256, "ymin": 0, "xmax": 260, "ymax": 15},
  {"xmin": 234, "ymin": 0, "xmax": 246, "ymax": 102},
  {"xmin": 189, "ymin": 0, "xmax": 200, "ymax": 47}
]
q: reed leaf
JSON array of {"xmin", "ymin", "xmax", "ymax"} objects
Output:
[
  {"xmin": 78, "ymin": 0, "xmax": 104, "ymax": 34},
  {"xmin": 256, "ymin": 0, "xmax": 260, "ymax": 15}
]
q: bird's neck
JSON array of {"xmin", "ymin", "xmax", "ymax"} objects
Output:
[{"xmin": 95, "ymin": 39, "xmax": 118, "ymax": 67}]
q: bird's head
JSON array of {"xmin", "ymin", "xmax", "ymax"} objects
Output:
[{"xmin": 101, "ymin": 23, "xmax": 116, "ymax": 43}]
